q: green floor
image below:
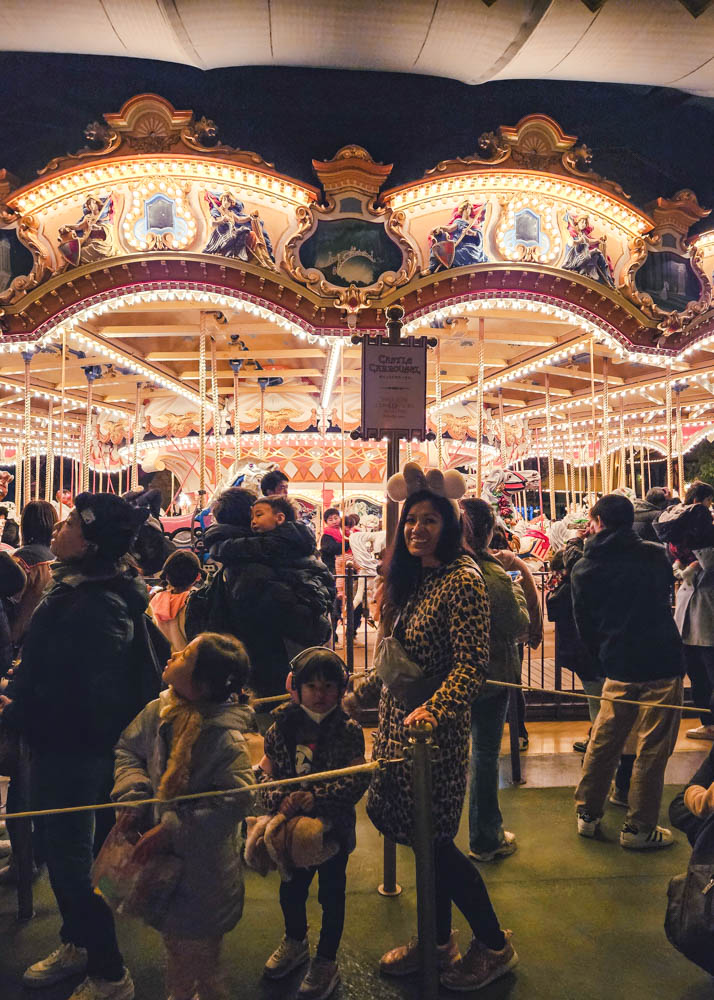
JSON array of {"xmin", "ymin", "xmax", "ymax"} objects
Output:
[{"xmin": 1, "ymin": 786, "xmax": 711, "ymax": 999}]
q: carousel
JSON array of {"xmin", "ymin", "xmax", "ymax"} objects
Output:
[{"xmin": 1, "ymin": 94, "xmax": 714, "ymax": 554}]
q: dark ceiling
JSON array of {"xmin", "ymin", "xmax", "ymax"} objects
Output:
[{"xmin": 1, "ymin": 53, "xmax": 713, "ymax": 230}]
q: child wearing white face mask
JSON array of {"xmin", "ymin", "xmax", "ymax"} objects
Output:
[{"xmin": 257, "ymin": 648, "xmax": 369, "ymax": 1000}]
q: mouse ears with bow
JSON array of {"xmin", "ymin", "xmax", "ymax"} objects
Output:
[{"xmin": 386, "ymin": 461, "xmax": 466, "ymax": 503}]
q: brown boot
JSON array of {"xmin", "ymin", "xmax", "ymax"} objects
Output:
[
  {"xmin": 440, "ymin": 930, "xmax": 517, "ymax": 991},
  {"xmin": 379, "ymin": 931, "xmax": 460, "ymax": 977}
]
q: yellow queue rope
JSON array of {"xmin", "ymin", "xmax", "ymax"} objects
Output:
[{"xmin": 3, "ymin": 759, "xmax": 399, "ymax": 823}]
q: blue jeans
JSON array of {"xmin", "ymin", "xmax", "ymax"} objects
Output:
[
  {"xmin": 468, "ymin": 690, "xmax": 510, "ymax": 854},
  {"xmin": 32, "ymin": 751, "xmax": 124, "ymax": 981}
]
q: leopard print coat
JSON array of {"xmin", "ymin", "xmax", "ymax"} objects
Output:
[{"xmin": 358, "ymin": 554, "xmax": 490, "ymax": 846}]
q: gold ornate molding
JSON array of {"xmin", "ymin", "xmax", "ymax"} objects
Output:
[{"xmin": 424, "ymin": 113, "xmax": 630, "ymax": 202}]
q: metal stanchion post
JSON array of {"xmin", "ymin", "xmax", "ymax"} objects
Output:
[
  {"xmin": 506, "ymin": 690, "xmax": 524, "ymax": 785},
  {"xmin": 408, "ymin": 722, "xmax": 439, "ymax": 1000},
  {"xmin": 378, "ymin": 838, "xmax": 401, "ymax": 897},
  {"xmin": 345, "ymin": 564, "xmax": 355, "ymax": 675}
]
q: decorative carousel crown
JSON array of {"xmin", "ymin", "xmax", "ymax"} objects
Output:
[{"xmin": 386, "ymin": 461, "xmax": 466, "ymax": 503}]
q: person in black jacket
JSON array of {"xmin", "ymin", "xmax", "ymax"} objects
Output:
[
  {"xmin": 206, "ymin": 491, "xmax": 335, "ymax": 698},
  {"xmin": 572, "ymin": 494, "xmax": 685, "ymax": 851},
  {"xmin": 632, "ymin": 487, "xmax": 668, "ymax": 543},
  {"xmin": 1, "ymin": 493, "xmax": 152, "ymax": 1000},
  {"xmin": 669, "ymin": 745, "xmax": 714, "ymax": 847}
]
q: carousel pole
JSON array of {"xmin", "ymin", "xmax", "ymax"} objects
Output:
[
  {"xmin": 14, "ymin": 430, "xmax": 22, "ymax": 515},
  {"xmin": 210, "ymin": 335, "xmax": 222, "ymax": 482},
  {"xmin": 618, "ymin": 396, "xmax": 626, "ymax": 489},
  {"xmin": 58, "ymin": 330, "xmax": 66, "ymax": 516},
  {"xmin": 230, "ymin": 363, "xmax": 241, "ymax": 467},
  {"xmin": 131, "ymin": 381, "xmax": 142, "ymax": 491},
  {"xmin": 601, "ymin": 357, "xmax": 609, "ymax": 497},
  {"xmin": 665, "ymin": 366, "xmax": 673, "ymax": 493},
  {"xmin": 22, "ymin": 351, "xmax": 32, "ymax": 508},
  {"xmin": 567, "ymin": 414, "xmax": 577, "ymax": 510},
  {"xmin": 82, "ymin": 371, "xmax": 96, "ymax": 493},
  {"xmin": 498, "ymin": 388, "xmax": 507, "ymax": 470},
  {"xmin": 476, "ymin": 318, "xmax": 485, "ymax": 493},
  {"xmin": 628, "ymin": 428, "xmax": 637, "ymax": 494},
  {"xmin": 589, "ymin": 338, "xmax": 597, "ymax": 501},
  {"xmin": 676, "ymin": 392, "xmax": 685, "ymax": 497},
  {"xmin": 578, "ymin": 446, "xmax": 583, "ymax": 505},
  {"xmin": 639, "ymin": 433, "xmax": 646, "ymax": 500},
  {"xmin": 34, "ymin": 448, "xmax": 40, "ymax": 500},
  {"xmin": 647, "ymin": 444, "xmax": 652, "ymax": 493},
  {"xmin": 199, "ymin": 315, "xmax": 207, "ymax": 499},
  {"xmin": 544, "ymin": 376, "xmax": 556, "ymax": 520},
  {"xmin": 258, "ymin": 382, "xmax": 266, "ymax": 461},
  {"xmin": 435, "ymin": 340, "xmax": 444, "ymax": 470}
]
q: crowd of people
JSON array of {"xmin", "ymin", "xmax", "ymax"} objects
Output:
[{"xmin": 0, "ymin": 468, "xmax": 713, "ymax": 999}]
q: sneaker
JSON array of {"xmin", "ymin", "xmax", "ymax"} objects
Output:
[
  {"xmin": 440, "ymin": 930, "xmax": 518, "ymax": 992},
  {"xmin": 23, "ymin": 943, "xmax": 88, "ymax": 988},
  {"xmin": 572, "ymin": 738, "xmax": 589, "ymax": 753},
  {"xmin": 518, "ymin": 736, "xmax": 529, "ymax": 752},
  {"xmin": 263, "ymin": 936, "xmax": 310, "ymax": 979},
  {"xmin": 469, "ymin": 831, "xmax": 518, "ymax": 862},
  {"xmin": 298, "ymin": 957, "xmax": 340, "ymax": 999},
  {"xmin": 380, "ymin": 931, "xmax": 460, "ymax": 977},
  {"xmin": 576, "ymin": 811, "xmax": 600, "ymax": 838},
  {"xmin": 686, "ymin": 725, "xmax": 714, "ymax": 741},
  {"xmin": 609, "ymin": 783, "xmax": 629, "ymax": 808},
  {"xmin": 620, "ymin": 823, "xmax": 674, "ymax": 850},
  {"xmin": 67, "ymin": 971, "xmax": 134, "ymax": 1000}
]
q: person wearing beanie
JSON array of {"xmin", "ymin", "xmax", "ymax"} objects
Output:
[
  {"xmin": 149, "ymin": 550, "xmax": 202, "ymax": 651},
  {"xmin": 1, "ymin": 493, "xmax": 156, "ymax": 1000}
]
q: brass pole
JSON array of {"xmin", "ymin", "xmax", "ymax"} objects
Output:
[
  {"xmin": 435, "ymin": 340, "xmax": 443, "ymax": 470},
  {"xmin": 59, "ymin": 330, "xmax": 66, "ymax": 516},
  {"xmin": 676, "ymin": 395, "xmax": 685, "ymax": 496},
  {"xmin": 198, "ymin": 315, "xmax": 207, "ymax": 497},
  {"xmin": 589, "ymin": 338, "xmax": 597, "ymax": 501},
  {"xmin": 210, "ymin": 335, "xmax": 222, "ymax": 485},
  {"xmin": 83, "ymin": 376, "xmax": 93, "ymax": 493},
  {"xmin": 22, "ymin": 352, "xmax": 32, "ymax": 506},
  {"xmin": 544, "ymin": 375, "xmax": 556, "ymax": 520},
  {"xmin": 131, "ymin": 381, "xmax": 142, "ymax": 491},
  {"xmin": 619, "ymin": 396, "xmax": 626, "ymax": 489},
  {"xmin": 639, "ymin": 433, "xmax": 646, "ymax": 500},
  {"xmin": 601, "ymin": 357, "xmax": 609, "ymax": 494},
  {"xmin": 476, "ymin": 318, "xmax": 485, "ymax": 493},
  {"xmin": 665, "ymin": 366, "xmax": 673, "ymax": 493}
]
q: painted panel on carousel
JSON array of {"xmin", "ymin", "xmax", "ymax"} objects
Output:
[
  {"xmin": 495, "ymin": 199, "xmax": 561, "ymax": 264},
  {"xmin": 58, "ymin": 194, "xmax": 116, "ymax": 266},
  {"xmin": 202, "ymin": 191, "xmax": 276, "ymax": 269},
  {"xmin": 426, "ymin": 201, "xmax": 489, "ymax": 273},
  {"xmin": 561, "ymin": 211, "xmax": 615, "ymax": 287},
  {"xmin": 283, "ymin": 146, "xmax": 417, "ymax": 310}
]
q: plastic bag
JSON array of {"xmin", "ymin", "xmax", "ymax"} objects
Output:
[{"xmin": 92, "ymin": 824, "xmax": 182, "ymax": 928}]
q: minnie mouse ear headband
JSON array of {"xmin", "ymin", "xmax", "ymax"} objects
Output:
[{"xmin": 386, "ymin": 461, "xmax": 466, "ymax": 504}]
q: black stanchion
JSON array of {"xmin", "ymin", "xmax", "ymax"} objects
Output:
[
  {"xmin": 345, "ymin": 564, "xmax": 355, "ymax": 675},
  {"xmin": 378, "ymin": 838, "xmax": 401, "ymax": 897},
  {"xmin": 506, "ymin": 691, "xmax": 524, "ymax": 785},
  {"xmin": 408, "ymin": 722, "xmax": 439, "ymax": 999}
]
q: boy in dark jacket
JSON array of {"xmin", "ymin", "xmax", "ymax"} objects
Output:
[
  {"xmin": 258, "ymin": 648, "xmax": 369, "ymax": 1000},
  {"xmin": 572, "ymin": 494, "xmax": 684, "ymax": 851}
]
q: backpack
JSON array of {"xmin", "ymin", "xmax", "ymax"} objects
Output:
[
  {"xmin": 665, "ymin": 812, "xmax": 714, "ymax": 975},
  {"xmin": 184, "ymin": 568, "xmax": 234, "ymax": 641}
]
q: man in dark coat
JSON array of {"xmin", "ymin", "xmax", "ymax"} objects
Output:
[
  {"xmin": 572, "ymin": 493, "xmax": 684, "ymax": 851},
  {"xmin": 1, "ymin": 493, "xmax": 153, "ymax": 1000},
  {"xmin": 632, "ymin": 487, "xmax": 669, "ymax": 542}
]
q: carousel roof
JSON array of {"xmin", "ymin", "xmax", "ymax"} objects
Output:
[{"xmin": 2, "ymin": 0, "xmax": 714, "ymax": 96}]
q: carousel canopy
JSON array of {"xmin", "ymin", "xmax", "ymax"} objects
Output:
[{"xmin": 2, "ymin": 0, "xmax": 714, "ymax": 96}]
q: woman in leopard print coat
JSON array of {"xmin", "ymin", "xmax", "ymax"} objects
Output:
[{"xmin": 349, "ymin": 489, "xmax": 514, "ymax": 987}]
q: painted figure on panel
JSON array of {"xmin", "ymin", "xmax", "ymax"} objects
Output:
[
  {"xmin": 427, "ymin": 200, "xmax": 488, "ymax": 272},
  {"xmin": 57, "ymin": 195, "xmax": 115, "ymax": 267},
  {"xmin": 203, "ymin": 192, "xmax": 275, "ymax": 268},
  {"xmin": 562, "ymin": 212, "xmax": 615, "ymax": 287}
]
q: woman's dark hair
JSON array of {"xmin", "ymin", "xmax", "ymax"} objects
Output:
[
  {"xmin": 461, "ymin": 498, "xmax": 496, "ymax": 555},
  {"xmin": 161, "ymin": 549, "xmax": 201, "ymax": 591},
  {"xmin": 291, "ymin": 647, "xmax": 347, "ymax": 695},
  {"xmin": 384, "ymin": 489, "xmax": 464, "ymax": 610},
  {"xmin": 212, "ymin": 487, "xmax": 256, "ymax": 527},
  {"xmin": 324, "ymin": 507, "xmax": 340, "ymax": 523},
  {"xmin": 1, "ymin": 519, "xmax": 20, "ymax": 548},
  {"xmin": 489, "ymin": 526, "xmax": 509, "ymax": 551},
  {"xmin": 193, "ymin": 632, "xmax": 251, "ymax": 703},
  {"xmin": 550, "ymin": 549, "xmax": 566, "ymax": 574},
  {"xmin": 685, "ymin": 480, "xmax": 714, "ymax": 505},
  {"xmin": 253, "ymin": 496, "xmax": 296, "ymax": 522},
  {"xmin": 21, "ymin": 500, "xmax": 58, "ymax": 547}
]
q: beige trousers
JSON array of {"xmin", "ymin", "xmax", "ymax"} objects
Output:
[
  {"xmin": 163, "ymin": 934, "xmax": 225, "ymax": 1000},
  {"xmin": 575, "ymin": 676, "xmax": 683, "ymax": 830}
]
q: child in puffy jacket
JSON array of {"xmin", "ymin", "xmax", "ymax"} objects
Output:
[
  {"xmin": 256, "ymin": 647, "xmax": 369, "ymax": 1000},
  {"xmin": 112, "ymin": 632, "xmax": 255, "ymax": 1000}
]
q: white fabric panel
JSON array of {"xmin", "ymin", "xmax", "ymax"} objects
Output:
[
  {"xmin": 491, "ymin": 0, "xmax": 597, "ymax": 82},
  {"xmin": 173, "ymin": 0, "xmax": 272, "ymax": 69}
]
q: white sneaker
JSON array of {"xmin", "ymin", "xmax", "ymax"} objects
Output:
[
  {"xmin": 67, "ymin": 970, "xmax": 134, "ymax": 1000},
  {"xmin": 620, "ymin": 823, "xmax": 674, "ymax": 850},
  {"xmin": 469, "ymin": 831, "xmax": 518, "ymax": 862},
  {"xmin": 576, "ymin": 812, "xmax": 600, "ymax": 838},
  {"xmin": 264, "ymin": 936, "xmax": 310, "ymax": 979},
  {"xmin": 686, "ymin": 725, "xmax": 714, "ymax": 741},
  {"xmin": 23, "ymin": 943, "xmax": 88, "ymax": 988}
]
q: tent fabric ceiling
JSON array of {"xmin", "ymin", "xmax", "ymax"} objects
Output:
[{"xmin": 2, "ymin": 0, "xmax": 714, "ymax": 96}]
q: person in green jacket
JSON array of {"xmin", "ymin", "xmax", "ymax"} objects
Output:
[{"xmin": 461, "ymin": 499, "xmax": 530, "ymax": 862}]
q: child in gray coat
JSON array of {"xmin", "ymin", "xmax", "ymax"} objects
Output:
[{"xmin": 112, "ymin": 632, "xmax": 255, "ymax": 1000}]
